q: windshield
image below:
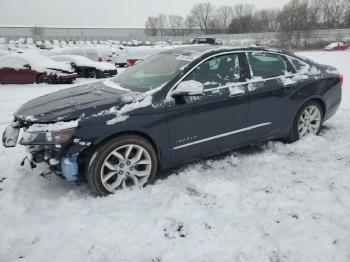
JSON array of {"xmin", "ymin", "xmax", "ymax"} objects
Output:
[{"xmin": 113, "ymin": 53, "xmax": 191, "ymax": 92}]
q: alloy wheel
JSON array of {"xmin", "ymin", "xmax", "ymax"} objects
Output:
[
  {"xmin": 297, "ymin": 105, "xmax": 322, "ymax": 138},
  {"xmin": 100, "ymin": 144, "xmax": 152, "ymax": 193}
]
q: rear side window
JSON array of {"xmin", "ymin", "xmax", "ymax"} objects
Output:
[
  {"xmin": 248, "ymin": 52, "xmax": 292, "ymax": 79},
  {"xmin": 289, "ymin": 57, "xmax": 309, "ymax": 73}
]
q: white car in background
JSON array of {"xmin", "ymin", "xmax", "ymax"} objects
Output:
[
  {"xmin": 324, "ymin": 42, "xmax": 349, "ymax": 51},
  {"xmin": 59, "ymin": 46, "xmax": 114, "ymax": 63},
  {"xmin": 50, "ymin": 54, "xmax": 117, "ymax": 78},
  {"xmin": 114, "ymin": 46, "xmax": 174, "ymax": 67}
]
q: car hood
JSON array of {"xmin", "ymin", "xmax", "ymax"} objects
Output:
[{"xmin": 15, "ymin": 81, "xmax": 133, "ymax": 123}]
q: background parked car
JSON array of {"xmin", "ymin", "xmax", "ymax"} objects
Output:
[
  {"xmin": 324, "ymin": 42, "xmax": 349, "ymax": 51},
  {"xmin": 59, "ymin": 47, "xmax": 115, "ymax": 62},
  {"xmin": 192, "ymin": 37, "xmax": 216, "ymax": 44},
  {"xmin": 122, "ymin": 46, "xmax": 174, "ymax": 67},
  {"xmin": 0, "ymin": 53, "xmax": 77, "ymax": 84},
  {"xmin": 51, "ymin": 55, "xmax": 117, "ymax": 78}
]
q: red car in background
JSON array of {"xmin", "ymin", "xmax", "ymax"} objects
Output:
[
  {"xmin": 0, "ymin": 53, "xmax": 77, "ymax": 84},
  {"xmin": 324, "ymin": 42, "xmax": 349, "ymax": 51}
]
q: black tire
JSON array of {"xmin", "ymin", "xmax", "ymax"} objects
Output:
[
  {"xmin": 48, "ymin": 75, "xmax": 58, "ymax": 84},
  {"xmin": 87, "ymin": 69, "xmax": 97, "ymax": 78},
  {"xmin": 287, "ymin": 100, "xmax": 323, "ymax": 142},
  {"xmin": 87, "ymin": 135, "xmax": 159, "ymax": 196},
  {"xmin": 36, "ymin": 74, "xmax": 47, "ymax": 84}
]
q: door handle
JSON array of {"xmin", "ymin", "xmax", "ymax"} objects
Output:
[
  {"xmin": 229, "ymin": 87, "xmax": 246, "ymax": 98},
  {"xmin": 229, "ymin": 92, "xmax": 245, "ymax": 98},
  {"xmin": 285, "ymin": 83, "xmax": 297, "ymax": 89}
]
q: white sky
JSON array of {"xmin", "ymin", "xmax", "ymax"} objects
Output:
[{"xmin": 0, "ymin": 0, "xmax": 288, "ymax": 28}]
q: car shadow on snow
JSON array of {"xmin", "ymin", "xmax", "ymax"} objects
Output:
[{"xmin": 156, "ymin": 124, "xmax": 333, "ymax": 182}]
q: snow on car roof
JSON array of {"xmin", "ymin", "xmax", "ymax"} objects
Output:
[
  {"xmin": 325, "ymin": 42, "xmax": 344, "ymax": 49},
  {"xmin": 162, "ymin": 45, "xmax": 294, "ymax": 63},
  {"xmin": 0, "ymin": 53, "xmax": 72, "ymax": 71},
  {"xmin": 51, "ymin": 54, "xmax": 116, "ymax": 70}
]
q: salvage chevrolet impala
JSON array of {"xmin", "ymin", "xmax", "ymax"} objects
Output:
[{"xmin": 2, "ymin": 46, "xmax": 342, "ymax": 195}]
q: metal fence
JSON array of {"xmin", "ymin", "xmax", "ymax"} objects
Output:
[{"xmin": 0, "ymin": 26, "xmax": 350, "ymax": 45}]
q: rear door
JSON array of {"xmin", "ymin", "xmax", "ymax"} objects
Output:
[
  {"xmin": 166, "ymin": 52, "xmax": 251, "ymax": 163},
  {"xmin": 245, "ymin": 52, "xmax": 298, "ymax": 141}
]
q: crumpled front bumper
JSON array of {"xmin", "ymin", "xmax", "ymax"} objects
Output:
[
  {"xmin": 2, "ymin": 121, "xmax": 20, "ymax": 148},
  {"xmin": 2, "ymin": 120, "xmax": 92, "ymax": 182}
]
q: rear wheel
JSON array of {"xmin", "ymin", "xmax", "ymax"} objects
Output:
[
  {"xmin": 87, "ymin": 69, "xmax": 97, "ymax": 78},
  {"xmin": 287, "ymin": 101, "xmax": 323, "ymax": 142},
  {"xmin": 87, "ymin": 135, "xmax": 158, "ymax": 196},
  {"xmin": 36, "ymin": 74, "xmax": 47, "ymax": 84}
]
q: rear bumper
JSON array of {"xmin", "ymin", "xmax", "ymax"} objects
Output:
[{"xmin": 324, "ymin": 82, "xmax": 342, "ymax": 122}]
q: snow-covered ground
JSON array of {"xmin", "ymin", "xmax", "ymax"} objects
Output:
[{"xmin": 0, "ymin": 51, "xmax": 349, "ymax": 262}]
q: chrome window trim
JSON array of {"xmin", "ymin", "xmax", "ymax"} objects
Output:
[
  {"xmin": 166, "ymin": 51, "xmax": 243, "ymax": 99},
  {"xmin": 166, "ymin": 50, "xmax": 311, "ymax": 99}
]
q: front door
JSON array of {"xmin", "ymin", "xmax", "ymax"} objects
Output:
[{"xmin": 166, "ymin": 52, "xmax": 251, "ymax": 164}]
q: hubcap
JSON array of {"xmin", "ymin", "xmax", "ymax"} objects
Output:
[
  {"xmin": 298, "ymin": 105, "xmax": 322, "ymax": 138},
  {"xmin": 100, "ymin": 144, "xmax": 152, "ymax": 193}
]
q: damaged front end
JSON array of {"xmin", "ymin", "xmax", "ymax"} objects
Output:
[{"xmin": 2, "ymin": 117, "xmax": 91, "ymax": 182}]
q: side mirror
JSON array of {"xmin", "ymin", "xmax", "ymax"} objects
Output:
[
  {"xmin": 23, "ymin": 64, "xmax": 31, "ymax": 70},
  {"xmin": 171, "ymin": 80, "xmax": 204, "ymax": 98}
]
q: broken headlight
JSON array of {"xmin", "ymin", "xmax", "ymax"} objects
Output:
[{"xmin": 20, "ymin": 128, "xmax": 75, "ymax": 145}]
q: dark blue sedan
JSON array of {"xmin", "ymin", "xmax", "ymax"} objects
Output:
[{"xmin": 2, "ymin": 46, "xmax": 342, "ymax": 195}]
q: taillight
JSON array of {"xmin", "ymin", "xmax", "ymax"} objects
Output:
[
  {"xmin": 98, "ymin": 57, "xmax": 103, "ymax": 62},
  {"xmin": 127, "ymin": 59, "xmax": 138, "ymax": 67},
  {"xmin": 339, "ymin": 75, "xmax": 344, "ymax": 86}
]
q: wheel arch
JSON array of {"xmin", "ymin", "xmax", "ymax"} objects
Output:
[
  {"xmin": 84, "ymin": 130, "xmax": 162, "ymax": 166},
  {"xmin": 292, "ymin": 97, "xmax": 326, "ymax": 125}
]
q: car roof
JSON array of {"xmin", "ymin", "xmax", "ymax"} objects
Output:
[{"xmin": 163, "ymin": 45, "xmax": 295, "ymax": 59}]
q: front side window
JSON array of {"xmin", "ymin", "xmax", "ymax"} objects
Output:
[
  {"xmin": 247, "ymin": 52, "xmax": 293, "ymax": 79},
  {"xmin": 183, "ymin": 53, "xmax": 242, "ymax": 90},
  {"xmin": 113, "ymin": 53, "xmax": 190, "ymax": 92}
]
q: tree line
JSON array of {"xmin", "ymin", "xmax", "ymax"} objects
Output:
[{"xmin": 144, "ymin": 0, "xmax": 350, "ymax": 38}]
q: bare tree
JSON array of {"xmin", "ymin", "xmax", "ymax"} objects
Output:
[
  {"xmin": 278, "ymin": 0, "xmax": 313, "ymax": 48},
  {"xmin": 216, "ymin": 5, "xmax": 233, "ymax": 31},
  {"xmin": 168, "ymin": 15, "xmax": 184, "ymax": 36},
  {"xmin": 254, "ymin": 9, "xmax": 279, "ymax": 32},
  {"xmin": 157, "ymin": 14, "xmax": 168, "ymax": 36},
  {"xmin": 321, "ymin": 0, "xmax": 345, "ymax": 29},
  {"xmin": 344, "ymin": 0, "xmax": 350, "ymax": 27},
  {"xmin": 145, "ymin": 16, "xmax": 158, "ymax": 36},
  {"xmin": 189, "ymin": 2, "xmax": 215, "ymax": 33},
  {"xmin": 229, "ymin": 4, "xmax": 255, "ymax": 33},
  {"xmin": 31, "ymin": 26, "xmax": 45, "ymax": 36}
]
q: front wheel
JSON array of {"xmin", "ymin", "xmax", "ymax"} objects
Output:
[
  {"xmin": 287, "ymin": 101, "xmax": 323, "ymax": 142},
  {"xmin": 87, "ymin": 135, "xmax": 158, "ymax": 196}
]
